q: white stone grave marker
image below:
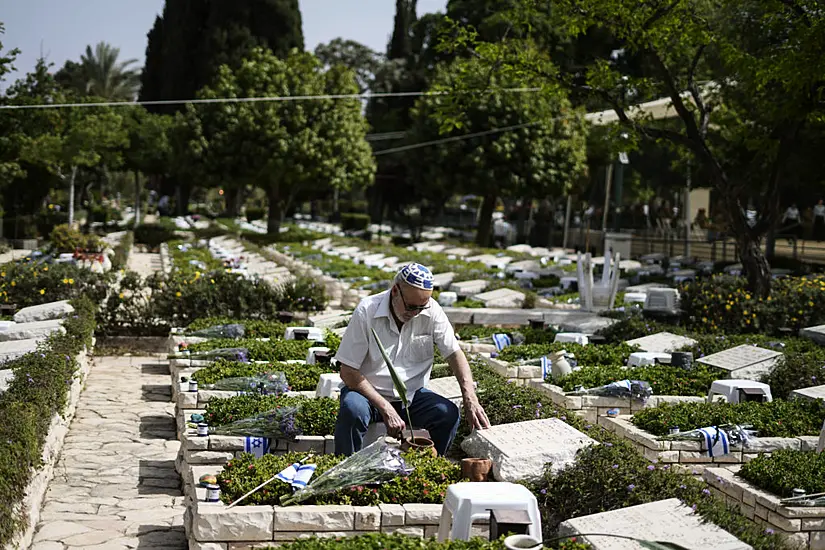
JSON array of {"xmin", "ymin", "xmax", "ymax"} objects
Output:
[
  {"xmin": 800, "ymin": 325, "xmax": 825, "ymax": 347},
  {"xmin": 461, "ymin": 418, "xmax": 597, "ymax": 482},
  {"xmin": 474, "ymin": 288, "xmax": 525, "ymax": 308},
  {"xmin": 791, "ymin": 384, "xmax": 825, "ymax": 402},
  {"xmin": 558, "ymin": 498, "xmax": 752, "ymax": 550},
  {"xmin": 625, "ymin": 332, "xmax": 697, "ymax": 353},
  {"xmin": 697, "ymin": 344, "xmax": 783, "ymax": 380},
  {"xmin": 425, "ymin": 376, "xmax": 462, "ymax": 404}
]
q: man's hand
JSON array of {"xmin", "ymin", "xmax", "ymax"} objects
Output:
[
  {"xmin": 463, "ymin": 394, "xmax": 491, "ymax": 430},
  {"xmin": 380, "ymin": 404, "xmax": 407, "ymax": 439}
]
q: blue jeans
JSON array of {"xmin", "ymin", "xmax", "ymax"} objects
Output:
[{"xmin": 334, "ymin": 386, "xmax": 461, "ymax": 456}]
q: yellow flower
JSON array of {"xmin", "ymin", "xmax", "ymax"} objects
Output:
[
  {"xmin": 68, "ymin": 279, "xmax": 74, "ymax": 285},
  {"xmin": 119, "ymin": 293, "xmax": 125, "ymax": 299},
  {"xmin": 1, "ymin": 272, "xmax": 5, "ymax": 278},
  {"xmin": 175, "ymin": 291, "xmax": 182, "ymax": 297},
  {"xmin": 10, "ymin": 281, "xmax": 15, "ymax": 287},
  {"xmin": 63, "ymin": 278, "xmax": 69, "ymax": 284},
  {"xmin": 725, "ymin": 305, "xmax": 731, "ymax": 311},
  {"xmin": 39, "ymin": 289, "xmax": 45, "ymax": 295},
  {"xmin": 210, "ymin": 279, "xmax": 215, "ymax": 284},
  {"xmin": 42, "ymin": 266, "xmax": 48, "ymax": 272}
]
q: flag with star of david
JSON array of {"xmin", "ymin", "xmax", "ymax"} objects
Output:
[{"xmin": 244, "ymin": 436, "xmax": 271, "ymax": 458}]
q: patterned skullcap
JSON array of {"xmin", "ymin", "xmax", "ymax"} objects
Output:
[{"xmin": 398, "ymin": 263, "xmax": 434, "ymax": 290}]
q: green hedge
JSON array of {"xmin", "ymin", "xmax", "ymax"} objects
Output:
[
  {"xmin": 0, "ymin": 262, "xmax": 111, "ymax": 309},
  {"xmin": 456, "ymin": 326, "xmax": 557, "ymax": 344},
  {"xmin": 191, "ymin": 359, "xmax": 339, "ymax": 392},
  {"xmin": 553, "ymin": 362, "xmax": 722, "ymax": 396},
  {"xmin": 340, "ymin": 213, "xmax": 371, "ymax": 232},
  {"xmin": 134, "ymin": 223, "xmax": 176, "ymax": 250},
  {"xmin": 186, "ymin": 317, "xmax": 293, "ymax": 337},
  {"xmin": 497, "ymin": 343, "xmax": 639, "ymax": 366},
  {"xmin": 259, "ymin": 534, "xmax": 588, "ymax": 550},
  {"xmin": 739, "ymin": 450, "xmax": 825, "ymax": 498},
  {"xmin": 186, "ymin": 333, "xmax": 341, "ymax": 362},
  {"xmin": 0, "ymin": 297, "xmax": 96, "ymax": 546},
  {"xmin": 218, "ymin": 450, "xmax": 461, "ymax": 507},
  {"xmin": 631, "ymin": 400, "xmax": 825, "ymax": 437},
  {"xmin": 204, "ymin": 394, "xmax": 339, "ymax": 435}
]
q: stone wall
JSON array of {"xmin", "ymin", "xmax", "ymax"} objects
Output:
[
  {"xmin": 704, "ymin": 467, "xmax": 825, "ymax": 549},
  {"xmin": 599, "ymin": 415, "xmax": 820, "ymax": 473},
  {"xmin": 3, "ymin": 345, "xmax": 93, "ymax": 550}
]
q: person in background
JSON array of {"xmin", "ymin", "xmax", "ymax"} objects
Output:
[
  {"xmin": 333, "ymin": 263, "xmax": 490, "ymax": 456},
  {"xmin": 782, "ymin": 203, "xmax": 802, "ymax": 239},
  {"xmin": 813, "ymin": 199, "xmax": 825, "ymax": 241},
  {"xmin": 693, "ymin": 208, "xmax": 709, "ymax": 230}
]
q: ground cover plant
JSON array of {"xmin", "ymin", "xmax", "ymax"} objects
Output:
[
  {"xmin": 186, "ymin": 333, "xmax": 341, "ymax": 362},
  {"xmin": 738, "ymin": 449, "xmax": 825, "ymax": 498},
  {"xmin": 204, "ymin": 394, "xmax": 339, "ymax": 436},
  {"xmin": 191, "ymin": 359, "xmax": 340, "ymax": 392},
  {"xmin": 497, "ymin": 342, "xmax": 639, "ymax": 366},
  {"xmin": 553, "ymin": 362, "xmax": 722, "ymax": 396}
]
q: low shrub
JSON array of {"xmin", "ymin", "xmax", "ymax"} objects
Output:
[
  {"xmin": 96, "ymin": 271, "xmax": 162, "ymax": 337},
  {"xmin": 49, "ymin": 224, "xmax": 104, "ymax": 253},
  {"xmin": 191, "ymin": 359, "xmax": 339, "ymax": 392},
  {"xmin": 0, "ymin": 297, "xmax": 96, "ymax": 546},
  {"xmin": 532, "ymin": 440, "xmax": 791, "ymax": 550},
  {"xmin": 134, "ymin": 223, "xmax": 176, "ymax": 250},
  {"xmin": 218, "ymin": 449, "xmax": 461, "ymax": 507},
  {"xmin": 340, "ymin": 213, "xmax": 371, "ymax": 232},
  {"xmin": 246, "ymin": 207, "xmax": 266, "ymax": 222},
  {"xmin": 204, "ymin": 394, "xmax": 339, "ymax": 435},
  {"xmin": 553, "ymin": 362, "xmax": 722, "ymax": 397},
  {"xmin": 454, "ymin": 298, "xmax": 485, "ymax": 308},
  {"xmin": 739, "ymin": 449, "xmax": 825, "ymax": 498},
  {"xmin": 456, "ymin": 326, "xmax": 557, "ymax": 345},
  {"xmin": 278, "ymin": 276, "xmax": 329, "ymax": 312},
  {"xmin": 595, "ymin": 314, "xmax": 680, "ymax": 343},
  {"xmin": 187, "ymin": 333, "xmax": 341, "ymax": 362},
  {"xmin": 681, "ymin": 334, "xmax": 821, "ymax": 358},
  {"xmin": 110, "ymin": 231, "xmax": 134, "ymax": 271},
  {"xmin": 631, "ymin": 399, "xmax": 825, "ymax": 437},
  {"xmin": 185, "ymin": 317, "xmax": 293, "ymax": 338},
  {"xmin": 681, "ymin": 275, "xmax": 825, "ymax": 334},
  {"xmin": 261, "ymin": 534, "xmax": 588, "ymax": 550},
  {"xmin": 498, "ymin": 343, "xmax": 638, "ymax": 366},
  {"xmin": 763, "ymin": 352, "xmax": 825, "ymax": 400},
  {"xmin": 0, "ymin": 261, "xmax": 111, "ymax": 308}
]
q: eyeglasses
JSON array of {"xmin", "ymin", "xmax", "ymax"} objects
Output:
[{"xmin": 396, "ymin": 285, "xmax": 430, "ymax": 312}]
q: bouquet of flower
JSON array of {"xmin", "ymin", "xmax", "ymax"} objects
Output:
[
  {"xmin": 186, "ymin": 324, "xmax": 246, "ymax": 339},
  {"xmin": 178, "ymin": 347, "xmax": 250, "ymax": 362},
  {"xmin": 203, "ymin": 371, "xmax": 289, "ymax": 395},
  {"xmin": 659, "ymin": 424, "xmax": 755, "ymax": 449},
  {"xmin": 280, "ymin": 439, "xmax": 414, "ymax": 506},
  {"xmin": 209, "ymin": 406, "xmax": 301, "ymax": 439},
  {"xmin": 570, "ymin": 379, "xmax": 653, "ymax": 402}
]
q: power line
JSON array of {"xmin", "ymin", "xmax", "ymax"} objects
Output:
[
  {"xmin": 373, "ymin": 121, "xmax": 542, "ymax": 156},
  {"xmin": 0, "ymin": 87, "xmax": 542, "ymax": 111}
]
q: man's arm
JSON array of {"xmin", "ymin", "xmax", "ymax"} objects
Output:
[
  {"xmin": 446, "ymin": 349, "xmax": 491, "ymax": 429},
  {"xmin": 339, "ymin": 364, "xmax": 407, "ymax": 437}
]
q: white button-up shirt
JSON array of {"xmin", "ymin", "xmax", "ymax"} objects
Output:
[{"xmin": 334, "ymin": 290, "xmax": 460, "ymax": 404}]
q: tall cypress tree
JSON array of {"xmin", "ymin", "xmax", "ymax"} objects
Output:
[
  {"xmin": 388, "ymin": 0, "xmax": 417, "ymax": 60},
  {"xmin": 139, "ymin": 16, "xmax": 164, "ymax": 104}
]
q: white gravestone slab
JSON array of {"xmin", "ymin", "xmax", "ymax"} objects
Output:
[
  {"xmin": 452, "ymin": 280, "xmax": 488, "ymax": 297},
  {"xmin": 0, "ymin": 338, "xmax": 43, "ymax": 364},
  {"xmin": 697, "ymin": 345, "xmax": 783, "ymax": 380},
  {"xmin": 425, "ymin": 376, "xmax": 462, "ymax": 405},
  {"xmin": 432, "ymin": 272, "xmax": 456, "ymax": 290},
  {"xmin": 0, "ymin": 319, "xmax": 66, "ymax": 342},
  {"xmin": 474, "ymin": 288, "xmax": 525, "ymax": 308},
  {"xmin": 461, "ymin": 418, "xmax": 597, "ymax": 482},
  {"xmin": 791, "ymin": 384, "xmax": 825, "ymax": 402},
  {"xmin": 625, "ymin": 332, "xmax": 698, "ymax": 353},
  {"xmin": 558, "ymin": 498, "xmax": 752, "ymax": 550},
  {"xmin": 0, "ymin": 369, "xmax": 13, "ymax": 393},
  {"xmin": 13, "ymin": 300, "xmax": 75, "ymax": 323},
  {"xmin": 800, "ymin": 325, "xmax": 825, "ymax": 347},
  {"xmin": 444, "ymin": 247, "xmax": 472, "ymax": 257}
]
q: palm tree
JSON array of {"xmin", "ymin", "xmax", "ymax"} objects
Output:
[{"xmin": 78, "ymin": 42, "xmax": 141, "ymax": 100}]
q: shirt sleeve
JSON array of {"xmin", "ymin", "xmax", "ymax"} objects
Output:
[
  {"xmin": 432, "ymin": 304, "xmax": 461, "ymax": 359},
  {"xmin": 334, "ymin": 305, "xmax": 370, "ymax": 370}
]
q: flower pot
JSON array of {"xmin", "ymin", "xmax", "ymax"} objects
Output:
[
  {"xmin": 461, "ymin": 458, "xmax": 492, "ymax": 481},
  {"xmin": 503, "ymin": 535, "xmax": 542, "ymax": 550},
  {"xmin": 401, "ymin": 436, "xmax": 437, "ymax": 457}
]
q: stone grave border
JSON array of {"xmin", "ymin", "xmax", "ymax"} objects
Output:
[
  {"xmin": 6, "ymin": 343, "xmax": 94, "ymax": 550},
  {"xmin": 182, "ymin": 463, "xmax": 488, "ymax": 549},
  {"xmin": 704, "ymin": 466, "xmax": 825, "ymax": 549},
  {"xmin": 598, "ymin": 415, "xmax": 819, "ymax": 471}
]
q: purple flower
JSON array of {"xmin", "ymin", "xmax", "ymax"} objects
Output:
[
  {"xmin": 604, "ymin": 442, "xmax": 613, "ymax": 447},
  {"xmin": 647, "ymin": 465, "xmax": 655, "ymax": 470},
  {"xmin": 540, "ymin": 488, "xmax": 546, "ymax": 494},
  {"xmin": 612, "ymin": 464, "xmax": 619, "ymax": 469},
  {"xmin": 691, "ymin": 504, "xmax": 697, "ymax": 511},
  {"xmin": 765, "ymin": 528, "xmax": 774, "ymax": 535},
  {"xmin": 680, "ymin": 484, "xmax": 687, "ymax": 489},
  {"xmin": 702, "ymin": 489, "xmax": 710, "ymax": 495},
  {"xmin": 627, "ymin": 484, "xmax": 635, "ymax": 491}
]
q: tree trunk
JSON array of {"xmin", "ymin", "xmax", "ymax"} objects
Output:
[
  {"xmin": 134, "ymin": 170, "xmax": 141, "ymax": 228},
  {"xmin": 267, "ymin": 186, "xmax": 283, "ymax": 235},
  {"xmin": 476, "ymin": 193, "xmax": 497, "ymax": 247},
  {"xmin": 68, "ymin": 166, "xmax": 77, "ymax": 227},
  {"xmin": 225, "ymin": 187, "xmax": 241, "ymax": 217},
  {"xmin": 177, "ymin": 183, "xmax": 191, "ymax": 216},
  {"xmin": 737, "ymin": 232, "xmax": 772, "ymax": 298}
]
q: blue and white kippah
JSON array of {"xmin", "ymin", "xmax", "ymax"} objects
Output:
[{"xmin": 398, "ymin": 263, "xmax": 434, "ymax": 290}]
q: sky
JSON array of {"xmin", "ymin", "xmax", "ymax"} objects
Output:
[{"xmin": 0, "ymin": 0, "xmax": 448, "ymax": 89}]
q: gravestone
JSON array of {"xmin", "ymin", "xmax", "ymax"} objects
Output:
[
  {"xmin": 452, "ymin": 280, "xmax": 488, "ymax": 297},
  {"xmin": 0, "ymin": 338, "xmax": 43, "ymax": 364},
  {"xmin": 0, "ymin": 369, "xmax": 13, "ymax": 393},
  {"xmin": 443, "ymin": 247, "xmax": 472, "ymax": 257},
  {"xmin": 432, "ymin": 272, "xmax": 456, "ymax": 290},
  {"xmin": 425, "ymin": 376, "xmax": 462, "ymax": 404},
  {"xmin": 461, "ymin": 418, "xmax": 597, "ymax": 482},
  {"xmin": 623, "ymin": 283, "xmax": 668, "ymax": 294},
  {"xmin": 800, "ymin": 325, "xmax": 825, "ymax": 347},
  {"xmin": 474, "ymin": 288, "xmax": 525, "ymax": 308},
  {"xmin": 697, "ymin": 344, "xmax": 783, "ymax": 380},
  {"xmin": 791, "ymin": 384, "xmax": 825, "ymax": 402},
  {"xmin": 670, "ymin": 269, "xmax": 697, "ymax": 283},
  {"xmin": 0, "ymin": 319, "xmax": 66, "ymax": 342},
  {"xmin": 13, "ymin": 300, "xmax": 74, "ymax": 324},
  {"xmin": 558, "ymin": 498, "xmax": 752, "ymax": 550},
  {"xmin": 625, "ymin": 332, "xmax": 698, "ymax": 353}
]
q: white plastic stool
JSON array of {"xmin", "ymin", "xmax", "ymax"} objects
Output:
[
  {"xmin": 284, "ymin": 326, "xmax": 325, "ymax": 342},
  {"xmin": 315, "ymin": 373, "xmax": 345, "ymax": 397},
  {"xmin": 554, "ymin": 332, "xmax": 589, "ymax": 345},
  {"xmin": 628, "ymin": 351, "xmax": 671, "ymax": 367},
  {"xmin": 437, "ymin": 482, "xmax": 542, "ymax": 542},
  {"xmin": 708, "ymin": 380, "xmax": 772, "ymax": 404},
  {"xmin": 305, "ymin": 347, "xmax": 330, "ymax": 365}
]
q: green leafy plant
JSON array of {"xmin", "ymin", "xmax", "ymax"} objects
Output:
[
  {"xmin": 739, "ymin": 449, "xmax": 825, "ymax": 498},
  {"xmin": 204, "ymin": 394, "xmax": 338, "ymax": 435},
  {"xmin": 0, "ymin": 261, "xmax": 112, "ymax": 308},
  {"xmin": 372, "ymin": 328, "xmax": 414, "ymax": 442},
  {"xmin": 555, "ymin": 363, "xmax": 722, "ymax": 397},
  {"xmin": 631, "ymin": 399, "xmax": 825, "ymax": 437},
  {"xmin": 186, "ymin": 333, "xmax": 340, "ymax": 362},
  {"xmin": 255, "ymin": 533, "xmax": 589, "ymax": 550},
  {"xmin": 49, "ymin": 224, "xmax": 104, "ymax": 253},
  {"xmin": 498, "ymin": 343, "xmax": 639, "ymax": 366},
  {"xmin": 134, "ymin": 223, "xmax": 176, "ymax": 250},
  {"xmin": 191, "ymin": 359, "xmax": 339, "ymax": 391}
]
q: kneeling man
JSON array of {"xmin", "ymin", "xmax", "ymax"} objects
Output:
[{"xmin": 333, "ymin": 263, "xmax": 490, "ymax": 456}]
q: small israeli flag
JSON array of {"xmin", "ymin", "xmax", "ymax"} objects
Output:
[
  {"xmin": 699, "ymin": 426, "xmax": 730, "ymax": 457},
  {"xmin": 541, "ymin": 356, "xmax": 552, "ymax": 378},
  {"xmin": 492, "ymin": 333, "xmax": 512, "ymax": 352},
  {"xmin": 276, "ymin": 462, "xmax": 317, "ymax": 489},
  {"xmin": 244, "ymin": 436, "xmax": 271, "ymax": 458}
]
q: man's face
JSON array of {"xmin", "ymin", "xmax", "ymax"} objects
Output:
[{"xmin": 391, "ymin": 283, "xmax": 431, "ymax": 323}]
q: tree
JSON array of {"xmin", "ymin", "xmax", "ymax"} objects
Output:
[
  {"xmin": 56, "ymin": 43, "xmax": 141, "ymax": 100},
  {"xmin": 0, "ymin": 22, "xmax": 22, "ymax": 196},
  {"xmin": 435, "ymin": 0, "xmax": 825, "ymax": 296},
  {"xmin": 409, "ymin": 57, "xmax": 589, "ymax": 245},
  {"xmin": 195, "ymin": 47, "xmax": 375, "ymax": 234},
  {"xmin": 314, "ymin": 39, "xmax": 384, "ymax": 93},
  {"xmin": 123, "ymin": 109, "xmax": 172, "ymax": 223}
]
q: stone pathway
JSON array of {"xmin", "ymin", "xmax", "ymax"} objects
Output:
[
  {"xmin": 30, "ymin": 355, "xmax": 185, "ymax": 550},
  {"xmin": 127, "ymin": 253, "xmax": 163, "ymax": 280}
]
